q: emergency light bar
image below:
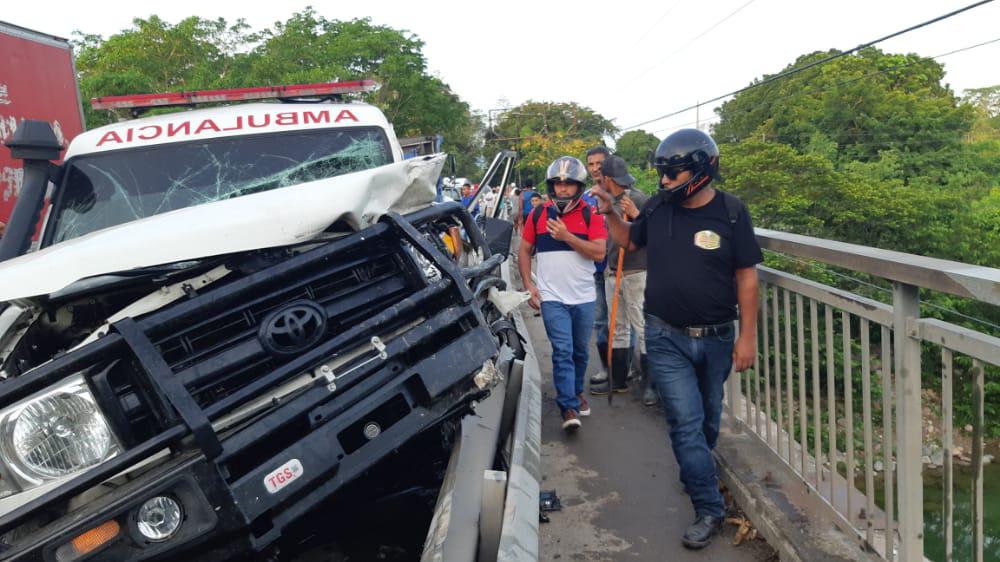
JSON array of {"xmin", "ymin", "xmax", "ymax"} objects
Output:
[{"xmin": 91, "ymin": 80, "xmax": 380, "ymax": 110}]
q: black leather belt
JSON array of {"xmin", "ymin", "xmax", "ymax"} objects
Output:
[
  {"xmin": 646, "ymin": 315, "xmax": 736, "ymax": 338},
  {"xmin": 665, "ymin": 320, "xmax": 735, "ymax": 338}
]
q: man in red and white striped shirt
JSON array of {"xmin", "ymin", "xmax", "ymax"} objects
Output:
[{"xmin": 519, "ymin": 156, "xmax": 607, "ymax": 431}]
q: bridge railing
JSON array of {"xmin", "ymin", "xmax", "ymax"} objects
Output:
[{"xmin": 723, "ymin": 228, "xmax": 1000, "ymax": 562}]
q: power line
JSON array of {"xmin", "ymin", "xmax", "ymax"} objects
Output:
[
  {"xmin": 631, "ymin": 0, "xmax": 684, "ymax": 48},
  {"xmin": 622, "ymin": 0, "xmax": 996, "ymax": 131},
  {"xmin": 631, "ymin": 0, "xmax": 759, "ymax": 83}
]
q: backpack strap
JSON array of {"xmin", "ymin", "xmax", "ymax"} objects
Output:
[
  {"xmin": 642, "ymin": 191, "xmax": 667, "ymax": 219},
  {"xmin": 718, "ymin": 190, "xmax": 746, "ymax": 225},
  {"xmin": 531, "ymin": 204, "xmax": 550, "ymax": 233}
]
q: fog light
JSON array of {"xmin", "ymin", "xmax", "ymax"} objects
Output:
[{"xmin": 136, "ymin": 496, "xmax": 182, "ymax": 541}]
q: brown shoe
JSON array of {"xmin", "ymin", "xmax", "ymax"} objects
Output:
[
  {"xmin": 577, "ymin": 394, "xmax": 591, "ymax": 417},
  {"xmin": 561, "ymin": 410, "xmax": 581, "ymax": 431}
]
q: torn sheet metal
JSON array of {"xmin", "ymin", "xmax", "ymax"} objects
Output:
[{"xmin": 0, "ymin": 154, "xmax": 445, "ymax": 301}]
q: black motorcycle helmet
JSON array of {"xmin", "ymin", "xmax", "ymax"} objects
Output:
[{"xmin": 653, "ymin": 129, "xmax": 720, "ymax": 203}]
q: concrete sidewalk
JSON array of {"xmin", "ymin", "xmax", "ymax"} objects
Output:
[{"xmin": 524, "ymin": 305, "xmax": 775, "ymax": 562}]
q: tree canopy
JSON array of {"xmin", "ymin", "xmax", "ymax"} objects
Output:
[
  {"xmin": 615, "ymin": 129, "xmax": 660, "ymax": 171},
  {"xmin": 488, "ymin": 101, "xmax": 616, "ymax": 183},
  {"xmin": 713, "ymin": 47, "xmax": 999, "ymax": 265},
  {"xmin": 73, "ymin": 10, "xmax": 482, "ymax": 175},
  {"xmin": 713, "ymin": 48, "xmax": 977, "ymax": 180}
]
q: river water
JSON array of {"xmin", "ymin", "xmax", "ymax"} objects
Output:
[
  {"xmin": 865, "ymin": 461, "xmax": 999, "ymax": 560},
  {"xmin": 922, "ymin": 462, "xmax": 1000, "ymax": 561}
]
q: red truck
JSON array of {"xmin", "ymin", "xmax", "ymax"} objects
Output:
[{"xmin": 0, "ymin": 21, "xmax": 85, "ymax": 229}]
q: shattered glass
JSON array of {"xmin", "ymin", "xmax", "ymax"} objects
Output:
[{"xmin": 47, "ymin": 127, "xmax": 391, "ymax": 245}]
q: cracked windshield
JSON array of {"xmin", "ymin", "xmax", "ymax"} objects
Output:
[{"xmin": 47, "ymin": 127, "xmax": 390, "ymax": 245}]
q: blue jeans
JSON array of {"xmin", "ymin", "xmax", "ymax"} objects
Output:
[
  {"xmin": 593, "ymin": 271, "xmax": 608, "ymax": 352},
  {"xmin": 541, "ymin": 300, "xmax": 596, "ymax": 414},
  {"xmin": 645, "ymin": 314, "xmax": 734, "ymax": 518}
]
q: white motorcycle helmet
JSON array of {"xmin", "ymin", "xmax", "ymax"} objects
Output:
[{"xmin": 545, "ymin": 156, "xmax": 588, "ymax": 215}]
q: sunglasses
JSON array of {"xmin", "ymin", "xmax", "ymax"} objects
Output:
[{"xmin": 657, "ymin": 164, "xmax": 692, "ymax": 180}]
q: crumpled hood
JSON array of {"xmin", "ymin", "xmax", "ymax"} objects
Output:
[{"xmin": 0, "ymin": 154, "xmax": 445, "ymax": 301}]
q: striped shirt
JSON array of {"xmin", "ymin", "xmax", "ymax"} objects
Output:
[{"xmin": 522, "ymin": 202, "xmax": 607, "ymax": 304}]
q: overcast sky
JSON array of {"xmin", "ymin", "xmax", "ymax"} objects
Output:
[{"xmin": 5, "ymin": 0, "xmax": 999, "ymax": 139}]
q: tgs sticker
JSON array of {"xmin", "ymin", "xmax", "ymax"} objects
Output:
[{"xmin": 264, "ymin": 459, "xmax": 303, "ymax": 494}]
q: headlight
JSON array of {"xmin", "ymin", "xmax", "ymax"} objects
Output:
[{"xmin": 0, "ymin": 375, "xmax": 119, "ymax": 495}]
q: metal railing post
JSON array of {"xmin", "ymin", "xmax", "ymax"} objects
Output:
[{"xmin": 892, "ymin": 282, "xmax": 923, "ymax": 560}]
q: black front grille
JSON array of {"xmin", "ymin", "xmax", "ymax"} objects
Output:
[
  {"xmin": 147, "ymin": 241, "xmax": 418, "ymax": 408},
  {"xmin": 158, "ymin": 250, "xmax": 404, "ymax": 370}
]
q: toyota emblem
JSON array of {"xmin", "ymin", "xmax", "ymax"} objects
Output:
[{"xmin": 259, "ymin": 300, "xmax": 328, "ymax": 356}]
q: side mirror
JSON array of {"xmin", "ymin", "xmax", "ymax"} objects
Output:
[{"xmin": 0, "ymin": 120, "xmax": 62, "ymax": 262}]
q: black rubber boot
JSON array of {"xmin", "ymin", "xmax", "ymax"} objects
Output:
[
  {"xmin": 627, "ymin": 345, "xmax": 640, "ymax": 381},
  {"xmin": 590, "ymin": 343, "xmax": 610, "ymax": 395},
  {"xmin": 681, "ymin": 515, "xmax": 724, "ymax": 549},
  {"xmin": 611, "ymin": 348, "xmax": 630, "ymax": 393},
  {"xmin": 640, "ymin": 354, "xmax": 658, "ymax": 406}
]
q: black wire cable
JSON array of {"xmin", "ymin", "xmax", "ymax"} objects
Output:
[
  {"xmin": 631, "ymin": 0, "xmax": 759, "ymax": 82},
  {"xmin": 622, "ymin": 0, "xmax": 996, "ymax": 131}
]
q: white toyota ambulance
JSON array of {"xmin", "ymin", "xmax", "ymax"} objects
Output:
[{"xmin": 0, "ymin": 82, "xmax": 509, "ymax": 561}]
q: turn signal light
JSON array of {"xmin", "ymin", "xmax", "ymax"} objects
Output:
[
  {"xmin": 55, "ymin": 519, "xmax": 120, "ymax": 561},
  {"xmin": 72, "ymin": 520, "xmax": 120, "ymax": 554}
]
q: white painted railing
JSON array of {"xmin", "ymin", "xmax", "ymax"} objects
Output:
[{"xmin": 725, "ymin": 229, "xmax": 999, "ymax": 562}]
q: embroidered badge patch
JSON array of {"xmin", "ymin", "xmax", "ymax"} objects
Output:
[{"xmin": 694, "ymin": 230, "xmax": 721, "ymax": 250}]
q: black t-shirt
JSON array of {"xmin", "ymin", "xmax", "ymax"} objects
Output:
[{"xmin": 630, "ymin": 190, "xmax": 763, "ymax": 326}]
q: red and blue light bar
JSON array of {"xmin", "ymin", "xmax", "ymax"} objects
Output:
[{"xmin": 91, "ymin": 80, "xmax": 380, "ymax": 110}]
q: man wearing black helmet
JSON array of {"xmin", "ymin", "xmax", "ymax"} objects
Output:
[
  {"xmin": 519, "ymin": 156, "xmax": 607, "ymax": 431},
  {"xmin": 593, "ymin": 129, "xmax": 762, "ymax": 549}
]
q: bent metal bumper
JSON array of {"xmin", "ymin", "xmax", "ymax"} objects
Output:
[{"xmin": 0, "ymin": 204, "xmax": 500, "ymax": 561}]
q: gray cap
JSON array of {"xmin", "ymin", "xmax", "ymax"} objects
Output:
[{"xmin": 600, "ymin": 155, "xmax": 636, "ymax": 186}]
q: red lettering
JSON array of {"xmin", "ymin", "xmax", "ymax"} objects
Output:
[
  {"xmin": 268, "ymin": 475, "xmax": 279, "ymax": 488},
  {"xmin": 284, "ymin": 468, "xmax": 294, "ymax": 478},
  {"xmin": 303, "ymin": 110, "xmax": 330, "ymax": 125},
  {"xmin": 275, "ymin": 112, "xmax": 299, "ymax": 126},
  {"xmin": 137, "ymin": 125, "xmax": 162, "ymax": 140},
  {"xmin": 97, "ymin": 131, "xmax": 123, "ymax": 146},
  {"xmin": 222, "ymin": 116, "xmax": 244, "ymax": 131},
  {"xmin": 335, "ymin": 109, "xmax": 359, "ymax": 123},
  {"xmin": 248, "ymin": 114, "xmax": 270, "ymax": 128},
  {"xmin": 194, "ymin": 119, "xmax": 221, "ymax": 134},
  {"xmin": 167, "ymin": 122, "xmax": 191, "ymax": 137},
  {"xmin": 126, "ymin": 128, "xmax": 134, "ymax": 142}
]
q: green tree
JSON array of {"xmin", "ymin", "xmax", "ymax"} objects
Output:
[
  {"xmin": 615, "ymin": 130, "xmax": 660, "ymax": 170},
  {"xmin": 713, "ymin": 48, "xmax": 975, "ymax": 177},
  {"xmin": 74, "ymin": 16, "xmax": 257, "ymax": 128},
  {"xmin": 488, "ymin": 101, "xmax": 615, "ymax": 182},
  {"xmin": 517, "ymin": 131, "xmax": 591, "ymax": 185},
  {"xmin": 491, "ymin": 101, "xmax": 616, "ymax": 148},
  {"xmin": 73, "ymin": 11, "xmax": 483, "ymax": 176}
]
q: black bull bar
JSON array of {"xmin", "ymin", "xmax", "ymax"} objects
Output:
[{"xmin": 0, "ymin": 204, "xmax": 500, "ymax": 560}]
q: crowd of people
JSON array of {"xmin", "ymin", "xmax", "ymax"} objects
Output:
[{"xmin": 514, "ymin": 129, "xmax": 763, "ymax": 550}]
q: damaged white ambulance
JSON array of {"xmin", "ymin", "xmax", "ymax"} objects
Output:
[{"xmin": 0, "ymin": 81, "xmax": 511, "ymax": 561}]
